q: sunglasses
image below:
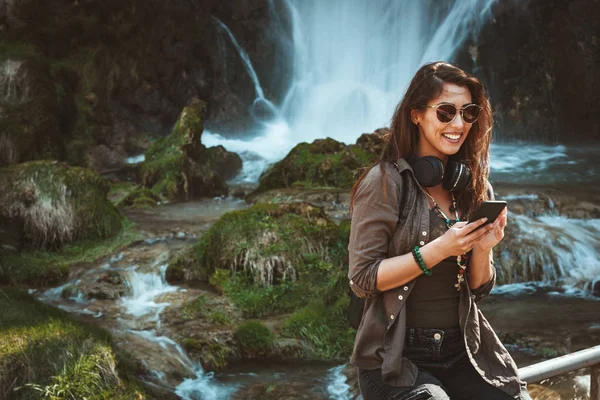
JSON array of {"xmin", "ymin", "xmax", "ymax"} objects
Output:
[{"xmin": 418, "ymin": 103, "xmax": 482, "ymax": 124}]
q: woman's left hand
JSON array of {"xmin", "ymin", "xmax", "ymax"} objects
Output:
[{"xmin": 473, "ymin": 207, "xmax": 508, "ymax": 251}]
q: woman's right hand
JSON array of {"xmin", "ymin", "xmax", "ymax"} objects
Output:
[{"xmin": 436, "ymin": 218, "xmax": 495, "ymax": 257}]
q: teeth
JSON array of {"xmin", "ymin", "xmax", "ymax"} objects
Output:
[{"xmin": 443, "ymin": 133, "xmax": 461, "ymax": 140}]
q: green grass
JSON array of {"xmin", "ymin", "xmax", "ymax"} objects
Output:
[
  {"xmin": 280, "ymin": 292, "xmax": 355, "ymax": 359},
  {"xmin": 1, "ymin": 219, "xmax": 143, "ymax": 287},
  {"xmin": 0, "ymin": 287, "xmax": 147, "ymax": 399}
]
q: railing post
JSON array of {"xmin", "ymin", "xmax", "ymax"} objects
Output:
[{"xmin": 592, "ymin": 364, "xmax": 600, "ymax": 400}]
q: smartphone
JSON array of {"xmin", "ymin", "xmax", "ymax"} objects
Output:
[{"xmin": 468, "ymin": 201, "xmax": 507, "ymax": 229}]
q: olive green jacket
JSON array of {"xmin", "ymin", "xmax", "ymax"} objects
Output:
[{"xmin": 348, "ymin": 158, "xmax": 525, "ymax": 398}]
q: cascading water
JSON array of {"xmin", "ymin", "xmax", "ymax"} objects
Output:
[
  {"xmin": 0, "ymin": 59, "xmax": 27, "ymax": 104},
  {"xmin": 203, "ymin": 0, "xmax": 495, "ymax": 182}
]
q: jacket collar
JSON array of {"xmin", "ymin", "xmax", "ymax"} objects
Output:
[{"xmin": 392, "ymin": 157, "xmax": 413, "ymax": 173}]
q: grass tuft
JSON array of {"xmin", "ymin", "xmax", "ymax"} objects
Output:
[{"xmin": 0, "ymin": 288, "xmax": 147, "ymax": 399}]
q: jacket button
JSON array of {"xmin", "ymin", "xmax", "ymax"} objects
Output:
[
  {"xmin": 403, "ymin": 286, "xmax": 408, "ymax": 291},
  {"xmin": 350, "ymin": 280, "xmax": 354, "ymax": 285},
  {"xmin": 422, "ymin": 231, "xmax": 427, "ymax": 236},
  {"xmin": 390, "ymin": 315, "xmax": 394, "ymax": 320},
  {"xmin": 419, "ymin": 241, "xmax": 425, "ymax": 245},
  {"xmin": 398, "ymin": 295, "xmax": 403, "ymax": 300},
  {"xmin": 434, "ymin": 333, "xmax": 442, "ymax": 340}
]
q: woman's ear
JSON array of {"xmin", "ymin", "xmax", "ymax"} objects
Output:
[{"xmin": 410, "ymin": 109, "xmax": 420, "ymax": 126}]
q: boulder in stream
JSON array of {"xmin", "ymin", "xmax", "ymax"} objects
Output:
[
  {"xmin": 252, "ymin": 128, "xmax": 388, "ymax": 194},
  {"xmin": 140, "ymin": 99, "xmax": 242, "ymax": 200}
]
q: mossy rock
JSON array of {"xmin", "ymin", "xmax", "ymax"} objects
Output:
[
  {"xmin": 196, "ymin": 202, "xmax": 340, "ymax": 287},
  {"xmin": 253, "ymin": 131, "xmax": 387, "ymax": 194},
  {"xmin": 193, "ymin": 202, "xmax": 351, "ymax": 321},
  {"xmin": 0, "ymin": 160, "xmax": 123, "ymax": 251},
  {"xmin": 235, "ymin": 321, "xmax": 274, "ymax": 359},
  {"xmin": 140, "ymin": 99, "xmax": 242, "ymax": 200}
]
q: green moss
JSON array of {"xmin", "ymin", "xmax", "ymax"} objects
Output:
[
  {"xmin": 181, "ymin": 338, "xmax": 232, "ymax": 371},
  {"xmin": 208, "ymin": 311, "xmax": 232, "ymax": 325},
  {"xmin": 208, "ymin": 268, "xmax": 231, "ymax": 294},
  {"xmin": 254, "ymin": 138, "xmax": 377, "ymax": 193},
  {"xmin": 1, "ymin": 219, "xmax": 142, "ymax": 287},
  {"xmin": 107, "ymin": 181, "xmax": 139, "ymax": 206},
  {"xmin": 119, "ymin": 187, "xmax": 160, "ymax": 209},
  {"xmin": 181, "ymin": 295, "xmax": 208, "ymax": 321},
  {"xmin": 235, "ymin": 322, "xmax": 274, "ymax": 357},
  {"xmin": 0, "ymin": 288, "xmax": 148, "ymax": 399}
]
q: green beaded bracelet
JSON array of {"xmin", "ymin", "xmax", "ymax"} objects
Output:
[{"xmin": 412, "ymin": 246, "xmax": 432, "ymax": 276}]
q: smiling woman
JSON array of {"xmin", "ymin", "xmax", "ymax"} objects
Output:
[{"xmin": 347, "ymin": 62, "xmax": 531, "ymax": 400}]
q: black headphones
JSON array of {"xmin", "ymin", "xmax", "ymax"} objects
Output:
[{"xmin": 405, "ymin": 154, "xmax": 472, "ymax": 192}]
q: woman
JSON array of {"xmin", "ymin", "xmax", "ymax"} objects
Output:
[{"xmin": 348, "ymin": 62, "xmax": 530, "ymax": 400}]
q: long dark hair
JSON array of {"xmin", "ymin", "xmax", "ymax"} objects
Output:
[{"xmin": 350, "ymin": 61, "xmax": 493, "ymax": 217}]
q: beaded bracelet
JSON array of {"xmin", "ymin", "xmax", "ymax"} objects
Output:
[{"xmin": 412, "ymin": 246, "xmax": 432, "ymax": 276}]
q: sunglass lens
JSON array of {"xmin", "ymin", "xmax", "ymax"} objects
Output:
[
  {"xmin": 436, "ymin": 104, "xmax": 456, "ymax": 123},
  {"xmin": 462, "ymin": 105, "xmax": 480, "ymax": 123}
]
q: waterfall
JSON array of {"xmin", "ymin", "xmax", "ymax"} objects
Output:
[
  {"xmin": 279, "ymin": 0, "xmax": 495, "ymax": 144},
  {"xmin": 0, "ymin": 59, "xmax": 27, "ymax": 104},
  {"xmin": 204, "ymin": 0, "xmax": 495, "ymax": 182}
]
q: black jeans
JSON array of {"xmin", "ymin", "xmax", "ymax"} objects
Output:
[{"xmin": 358, "ymin": 327, "xmax": 530, "ymax": 400}]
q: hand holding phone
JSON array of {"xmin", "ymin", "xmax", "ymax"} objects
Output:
[{"xmin": 468, "ymin": 201, "xmax": 507, "ymax": 230}]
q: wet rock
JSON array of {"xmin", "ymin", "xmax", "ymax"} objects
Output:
[
  {"xmin": 342, "ymin": 363, "xmax": 360, "ymax": 399},
  {"xmin": 89, "ymin": 144, "xmax": 128, "ymax": 173},
  {"xmin": 166, "ymin": 245, "xmax": 199, "ymax": 283},
  {"xmin": 231, "ymin": 381, "xmax": 328, "ymax": 400}
]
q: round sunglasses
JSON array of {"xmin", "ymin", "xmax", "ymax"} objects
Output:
[{"xmin": 417, "ymin": 103, "xmax": 482, "ymax": 124}]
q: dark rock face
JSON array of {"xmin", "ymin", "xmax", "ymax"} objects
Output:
[
  {"xmin": 0, "ymin": 0, "xmax": 280, "ymax": 170},
  {"xmin": 457, "ymin": 0, "xmax": 600, "ymax": 143}
]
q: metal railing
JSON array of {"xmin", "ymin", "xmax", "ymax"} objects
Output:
[{"xmin": 519, "ymin": 344, "xmax": 600, "ymax": 399}]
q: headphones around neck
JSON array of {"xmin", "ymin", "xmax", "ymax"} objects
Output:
[{"xmin": 405, "ymin": 154, "xmax": 472, "ymax": 192}]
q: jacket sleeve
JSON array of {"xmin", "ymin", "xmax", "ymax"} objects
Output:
[
  {"xmin": 471, "ymin": 257, "xmax": 496, "ymax": 303},
  {"xmin": 470, "ymin": 179, "xmax": 497, "ymax": 302},
  {"xmin": 348, "ymin": 166, "xmax": 401, "ymax": 298}
]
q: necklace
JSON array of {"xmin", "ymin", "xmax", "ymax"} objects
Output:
[{"xmin": 423, "ymin": 188, "xmax": 468, "ymax": 291}]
